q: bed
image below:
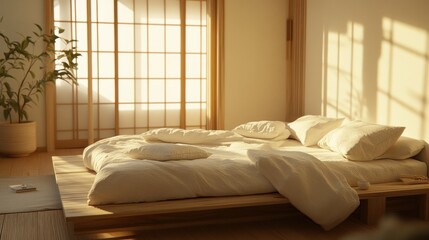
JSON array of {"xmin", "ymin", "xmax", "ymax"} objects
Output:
[{"xmin": 53, "ymin": 116, "xmax": 429, "ymax": 236}]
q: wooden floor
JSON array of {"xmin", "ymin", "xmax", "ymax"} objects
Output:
[{"xmin": 0, "ymin": 150, "xmax": 427, "ymax": 240}]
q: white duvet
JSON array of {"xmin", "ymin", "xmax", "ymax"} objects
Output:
[{"xmin": 83, "ymin": 129, "xmax": 427, "ymax": 230}]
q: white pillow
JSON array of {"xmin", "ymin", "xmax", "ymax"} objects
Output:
[
  {"xmin": 232, "ymin": 121, "xmax": 289, "ymax": 139},
  {"xmin": 126, "ymin": 143, "xmax": 211, "ymax": 161},
  {"xmin": 318, "ymin": 120, "xmax": 405, "ymax": 161},
  {"xmin": 287, "ymin": 115, "xmax": 344, "ymax": 146},
  {"xmin": 376, "ymin": 136, "xmax": 425, "ymax": 160}
]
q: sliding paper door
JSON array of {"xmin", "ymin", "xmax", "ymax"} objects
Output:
[{"xmin": 53, "ymin": 0, "xmax": 212, "ymax": 148}]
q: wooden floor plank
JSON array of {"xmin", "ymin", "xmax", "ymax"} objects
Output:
[
  {"xmin": 0, "ymin": 215, "xmax": 4, "ymax": 236},
  {"xmin": 0, "ymin": 158, "xmax": 13, "ymax": 177},
  {"xmin": 1, "ymin": 212, "xmax": 38, "ymax": 240},
  {"xmin": 37, "ymin": 210, "xmax": 71, "ymax": 240}
]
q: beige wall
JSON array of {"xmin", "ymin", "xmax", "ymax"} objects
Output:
[
  {"xmin": 223, "ymin": 0, "xmax": 288, "ymax": 130},
  {"xmin": 0, "ymin": 0, "xmax": 46, "ymax": 147},
  {"xmin": 306, "ymin": 0, "xmax": 429, "ymax": 142}
]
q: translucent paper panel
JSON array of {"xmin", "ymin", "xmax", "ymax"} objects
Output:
[
  {"xmin": 166, "ymin": 0, "xmax": 180, "ymax": 24},
  {"xmin": 166, "ymin": 103, "xmax": 180, "ymax": 126},
  {"xmin": 186, "ymin": 54, "xmax": 201, "ymax": 78},
  {"xmin": 91, "ymin": 79, "xmax": 99, "ymax": 103},
  {"xmin": 135, "ymin": 54, "xmax": 148, "ymax": 78},
  {"xmin": 135, "ymin": 0, "xmax": 148, "ymax": 23},
  {"xmin": 95, "ymin": 0, "xmax": 114, "ymax": 22},
  {"xmin": 186, "ymin": 79, "xmax": 201, "ymax": 102},
  {"xmin": 135, "ymin": 79, "xmax": 148, "ymax": 102},
  {"xmin": 54, "ymin": 0, "xmax": 209, "ymax": 144},
  {"xmin": 97, "ymin": 24, "xmax": 115, "ymax": 51},
  {"xmin": 75, "ymin": 0, "xmax": 87, "ymax": 21},
  {"xmin": 119, "ymin": 104, "xmax": 135, "ymax": 127},
  {"xmin": 201, "ymin": 1, "xmax": 207, "ymax": 25},
  {"xmin": 148, "ymin": 54, "xmax": 165, "ymax": 78},
  {"xmin": 118, "ymin": 53, "xmax": 135, "ymax": 78},
  {"xmin": 135, "ymin": 104, "xmax": 148, "ymax": 127},
  {"xmin": 78, "ymin": 131, "xmax": 89, "ymax": 139},
  {"xmin": 201, "ymin": 79, "xmax": 207, "ymax": 101},
  {"xmin": 201, "ymin": 54, "xmax": 207, "ymax": 77},
  {"xmin": 57, "ymin": 132, "xmax": 73, "ymax": 140},
  {"xmin": 149, "ymin": 80, "xmax": 165, "ymax": 102},
  {"xmin": 148, "ymin": 0, "xmax": 165, "ymax": 24},
  {"xmin": 186, "ymin": 0, "xmax": 201, "ymax": 25},
  {"xmin": 118, "ymin": 80, "xmax": 135, "ymax": 102},
  {"xmin": 78, "ymin": 105, "xmax": 88, "ymax": 129},
  {"xmin": 118, "ymin": 0, "xmax": 134, "ymax": 23},
  {"xmin": 166, "ymin": 54, "xmax": 180, "ymax": 78},
  {"xmin": 98, "ymin": 79, "xmax": 115, "ymax": 103},
  {"xmin": 119, "ymin": 129, "xmax": 135, "ymax": 135},
  {"xmin": 201, "ymin": 27, "xmax": 207, "ymax": 53},
  {"xmin": 186, "ymin": 26, "xmax": 201, "ymax": 53},
  {"xmin": 149, "ymin": 104, "xmax": 165, "ymax": 126},
  {"xmin": 91, "ymin": 23, "xmax": 99, "ymax": 50},
  {"xmin": 99, "ymin": 104, "xmax": 115, "ymax": 128},
  {"xmin": 166, "ymin": 79, "xmax": 181, "ymax": 102},
  {"xmin": 75, "ymin": 52, "xmax": 89, "ymax": 78},
  {"xmin": 76, "ymin": 23, "xmax": 88, "ymax": 51},
  {"xmin": 186, "ymin": 103, "xmax": 201, "ymax": 126},
  {"xmin": 118, "ymin": 24, "xmax": 134, "ymax": 51},
  {"xmin": 166, "ymin": 26, "xmax": 181, "ymax": 52},
  {"xmin": 97, "ymin": 53, "xmax": 115, "ymax": 78},
  {"xmin": 135, "ymin": 25, "xmax": 148, "ymax": 52},
  {"xmin": 77, "ymin": 79, "xmax": 89, "ymax": 103},
  {"xmin": 99, "ymin": 130, "xmax": 115, "ymax": 139},
  {"xmin": 56, "ymin": 82, "xmax": 73, "ymax": 104},
  {"xmin": 54, "ymin": 0, "xmax": 71, "ymax": 21},
  {"xmin": 56, "ymin": 105, "xmax": 73, "ymax": 130},
  {"xmin": 148, "ymin": 25, "xmax": 165, "ymax": 52}
]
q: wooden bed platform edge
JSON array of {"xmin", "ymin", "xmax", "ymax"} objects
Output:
[{"xmin": 52, "ymin": 155, "xmax": 429, "ymax": 236}]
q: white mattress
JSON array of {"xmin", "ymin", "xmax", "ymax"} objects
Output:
[{"xmin": 83, "ymin": 135, "xmax": 427, "ymax": 205}]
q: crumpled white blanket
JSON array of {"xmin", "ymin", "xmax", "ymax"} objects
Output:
[
  {"xmin": 248, "ymin": 149, "xmax": 360, "ymax": 230},
  {"xmin": 142, "ymin": 128, "xmax": 242, "ymax": 144}
]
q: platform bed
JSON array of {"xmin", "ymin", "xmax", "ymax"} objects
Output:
[{"xmin": 53, "ymin": 154, "xmax": 429, "ymax": 236}]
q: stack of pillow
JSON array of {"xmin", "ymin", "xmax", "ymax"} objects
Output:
[{"xmin": 232, "ymin": 115, "xmax": 425, "ymax": 161}]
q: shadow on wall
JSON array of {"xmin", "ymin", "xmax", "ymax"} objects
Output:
[{"xmin": 307, "ymin": 0, "xmax": 429, "ymax": 141}]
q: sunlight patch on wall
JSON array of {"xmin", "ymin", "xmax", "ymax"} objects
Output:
[
  {"xmin": 377, "ymin": 17, "xmax": 428, "ymax": 138},
  {"xmin": 323, "ymin": 22, "xmax": 364, "ymax": 120}
]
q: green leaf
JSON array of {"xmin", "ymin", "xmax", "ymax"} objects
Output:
[
  {"xmin": 22, "ymin": 111, "xmax": 29, "ymax": 121},
  {"xmin": 23, "ymin": 95, "xmax": 32, "ymax": 104},
  {"xmin": 3, "ymin": 108, "xmax": 11, "ymax": 122},
  {"xmin": 9, "ymin": 99, "xmax": 19, "ymax": 112},
  {"xmin": 35, "ymin": 24, "xmax": 42, "ymax": 32},
  {"xmin": 4, "ymin": 82, "xmax": 13, "ymax": 98}
]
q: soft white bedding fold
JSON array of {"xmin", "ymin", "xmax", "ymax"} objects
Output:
[
  {"xmin": 248, "ymin": 149, "xmax": 360, "ymax": 230},
  {"xmin": 142, "ymin": 128, "xmax": 242, "ymax": 144}
]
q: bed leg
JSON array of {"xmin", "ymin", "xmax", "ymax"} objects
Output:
[
  {"xmin": 361, "ymin": 197, "xmax": 386, "ymax": 225},
  {"xmin": 418, "ymin": 192, "xmax": 429, "ymax": 220}
]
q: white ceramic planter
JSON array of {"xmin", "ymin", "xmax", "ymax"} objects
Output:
[{"xmin": 0, "ymin": 121, "xmax": 37, "ymax": 157}]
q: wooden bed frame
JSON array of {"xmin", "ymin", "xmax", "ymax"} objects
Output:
[{"xmin": 53, "ymin": 147, "xmax": 429, "ymax": 236}]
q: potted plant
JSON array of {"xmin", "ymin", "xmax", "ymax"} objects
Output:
[{"xmin": 0, "ymin": 17, "xmax": 80, "ymax": 157}]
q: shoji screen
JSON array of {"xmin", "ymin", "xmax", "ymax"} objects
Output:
[{"xmin": 53, "ymin": 0, "xmax": 208, "ymax": 147}]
